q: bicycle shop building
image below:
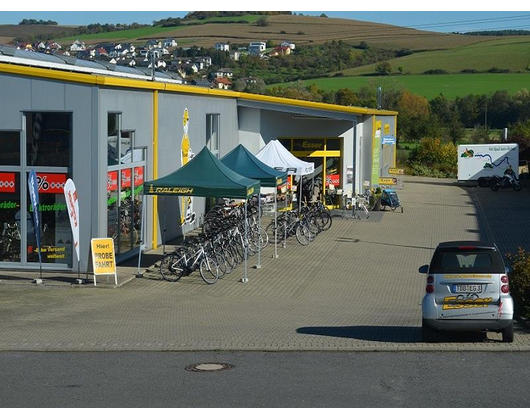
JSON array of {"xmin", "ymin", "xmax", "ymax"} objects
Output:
[{"xmin": 0, "ymin": 47, "xmax": 397, "ymax": 272}]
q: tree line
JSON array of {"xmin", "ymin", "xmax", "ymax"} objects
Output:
[
  {"xmin": 259, "ymin": 81, "xmax": 530, "ymax": 152},
  {"xmin": 19, "ymin": 19, "xmax": 58, "ymax": 25}
]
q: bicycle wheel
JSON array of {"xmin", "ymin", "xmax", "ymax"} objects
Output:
[
  {"xmin": 214, "ymin": 252, "xmax": 227, "ymax": 279},
  {"xmin": 296, "ymin": 224, "xmax": 311, "ymax": 246},
  {"xmin": 258, "ymin": 227, "xmax": 269, "ymax": 249},
  {"xmin": 222, "ymin": 247, "xmax": 235, "ymax": 273},
  {"xmin": 266, "ymin": 221, "xmax": 281, "ymax": 245},
  {"xmin": 199, "ymin": 256, "xmax": 219, "ymax": 285},
  {"xmin": 160, "ymin": 253, "xmax": 184, "ymax": 282},
  {"xmin": 320, "ymin": 211, "xmax": 332, "ymax": 231}
]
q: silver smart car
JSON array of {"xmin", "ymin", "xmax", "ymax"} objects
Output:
[{"xmin": 420, "ymin": 241, "xmax": 514, "ymax": 342}]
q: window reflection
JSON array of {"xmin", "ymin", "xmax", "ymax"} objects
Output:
[{"xmin": 26, "ymin": 113, "xmax": 71, "ymax": 167}]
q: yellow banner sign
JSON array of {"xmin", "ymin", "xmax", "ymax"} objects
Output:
[
  {"xmin": 91, "ymin": 238, "xmax": 116, "ymax": 275},
  {"xmin": 388, "ymin": 168, "xmax": 404, "ymax": 175},
  {"xmin": 379, "ymin": 177, "xmax": 397, "ymax": 185}
]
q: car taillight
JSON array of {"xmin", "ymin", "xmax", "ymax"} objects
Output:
[
  {"xmin": 427, "ymin": 276, "xmax": 434, "ymax": 284},
  {"xmin": 501, "ymin": 275, "xmax": 509, "ymax": 293},
  {"xmin": 426, "ymin": 284, "xmax": 434, "ymax": 293}
]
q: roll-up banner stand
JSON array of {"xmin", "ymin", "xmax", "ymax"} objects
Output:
[
  {"xmin": 28, "ymin": 169, "xmax": 43, "ymax": 282},
  {"xmin": 64, "ymin": 178, "xmax": 82, "ymax": 282}
]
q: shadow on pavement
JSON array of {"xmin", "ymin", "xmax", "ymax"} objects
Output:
[
  {"xmin": 296, "ymin": 325, "xmax": 511, "ymax": 343},
  {"xmin": 335, "ymin": 237, "xmax": 435, "ymax": 251}
]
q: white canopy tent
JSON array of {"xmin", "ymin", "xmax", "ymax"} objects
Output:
[
  {"xmin": 255, "ymin": 140, "xmax": 314, "ymax": 176},
  {"xmin": 255, "ymin": 140, "xmax": 315, "ymax": 250}
]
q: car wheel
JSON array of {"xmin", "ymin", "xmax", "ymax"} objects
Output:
[
  {"xmin": 501, "ymin": 321, "xmax": 514, "ymax": 343},
  {"xmin": 422, "ymin": 319, "xmax": 438, "ymax": 343}
]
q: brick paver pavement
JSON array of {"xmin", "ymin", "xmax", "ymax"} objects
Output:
[{"xmin": 1, "ymin": 176, "xmax": 529, "ymax": 351}]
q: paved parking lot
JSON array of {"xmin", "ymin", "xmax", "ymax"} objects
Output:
[{"xmin": 1, "ymin": 176, "xmax": 529, "ymax": 351}]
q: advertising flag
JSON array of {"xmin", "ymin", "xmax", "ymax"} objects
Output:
[
  {"xmin": 27, "ymin": 169, "xmax": 42, "ymax": 264},
  {"xmin": 64, "ymin": 178, "xmax": 80, "ymax": 262}
]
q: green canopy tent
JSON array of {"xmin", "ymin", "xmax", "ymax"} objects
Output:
[
  {"xmin": 138, "ymin": 147, "xmax": 260, "ymax": 282},
  {"xmin": 221, "ymin": 144, "xmax": 287, "ymax": 262},
  {"xmin": 144, "ymin": 146, "xmax": 259, "ymax": 199}
]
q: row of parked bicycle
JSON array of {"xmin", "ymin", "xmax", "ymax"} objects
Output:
[{"xmin": 159, "ymin": 198, "xmax": 333, "ymax": 284}]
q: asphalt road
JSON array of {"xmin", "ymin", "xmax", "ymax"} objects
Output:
[{"xmin": 1, "ymin": 351, "xmax": 529, "ymax": 407}]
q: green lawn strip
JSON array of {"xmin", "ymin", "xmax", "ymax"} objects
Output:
[{"xmin": 274, "ymin": 74, "xmax": 530, "ymax": 100}]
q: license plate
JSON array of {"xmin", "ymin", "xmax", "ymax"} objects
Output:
[{"xmin": 452, "ymin": 284, "xmax": 482, "ymax": 293}]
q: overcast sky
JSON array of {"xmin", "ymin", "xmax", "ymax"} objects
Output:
[{"xmin": 1, "ymin": 10, "xmax": 529, "ymax": 33}]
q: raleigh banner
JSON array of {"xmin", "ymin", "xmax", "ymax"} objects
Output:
[{"xmin": 64, "ymin": 178, "xmax": 80, "ymax": 262}]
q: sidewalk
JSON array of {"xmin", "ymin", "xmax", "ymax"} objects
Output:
[
  {"xmin": 1, "ymin": 176, "xmax": 530, "ymax": 352},
  {"xmin": 0, "ymin": 247, "xmax": 165, "ymax": 288}
]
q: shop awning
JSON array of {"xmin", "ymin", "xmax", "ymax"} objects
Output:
[
  {"xmin": 255, "ymin": 140, "xmax": 314, "ymax": 176},
  {"xmin": 221, "ymin": 144, "xmax": 288, "ymax": 187},
  {"xmin": 143, "ymin": 146, "xmax": 260, "ymax": 198}
]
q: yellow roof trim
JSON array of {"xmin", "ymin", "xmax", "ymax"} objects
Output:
[{"xmin": 0, "ymin": 62, "xmax": 397, "ymax": 116}]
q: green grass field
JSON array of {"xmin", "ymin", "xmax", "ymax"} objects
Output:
[
  {"xmin": 57, "ymin": 15, "xmax": 262, "ymax": 43},
  {"xmin": 341, "ymin": 37, "xmax": 530, "ymax": 76},
  {"xmin": 57, "ymin": 25, "xmax": 185, "ymax": 42},
  {"xmin": 282, "ymin": 73, "xmax": 530, "ymax": 100}
]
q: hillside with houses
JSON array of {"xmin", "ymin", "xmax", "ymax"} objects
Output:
[{"xmin": 6, "ymin": 36, "xmax": 296, "ymax": 90}]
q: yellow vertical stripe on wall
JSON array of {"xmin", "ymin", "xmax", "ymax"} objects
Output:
[
  {"xmin": 152, "ymin": 90, "xmax": 159, "ymax": 250},
  {"xmin": 394, "ymin": 115, "xmax": 398, "ymax": 168}
]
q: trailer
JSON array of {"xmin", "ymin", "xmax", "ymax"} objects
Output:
[{"xmin": 458, "ymin": 143, "xmax": 519, "ymax": 185}]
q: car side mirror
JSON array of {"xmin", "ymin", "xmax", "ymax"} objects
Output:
[{"xmin": 418, "ymin": 264, "xmax": 429, "ymax": 274}]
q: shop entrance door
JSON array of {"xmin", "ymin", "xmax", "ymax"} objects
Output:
[{"xmin": 279, "ymin": 138, "xmax": 342, "ymax": 208}]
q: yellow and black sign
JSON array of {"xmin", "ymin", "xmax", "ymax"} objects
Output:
[
  {"xmin": 91, "ymin": 238, "xmax": 116, "ymax": 276},
  {"xmin": 379, "ymin": 177, "xmax": 397, "ymax": 185},
  {"xmin": 388, "ymin": 168, "xmax": 405, "ymax": 175}
]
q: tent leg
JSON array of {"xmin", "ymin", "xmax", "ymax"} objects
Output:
[
  {"xmin": 255, "ymin": 196, "xmax": 261, "ymax": 269},
  {"xmin": 241, "ymin": 203, "xmax": 249, "ymax": 283},
  {"xmin": 136, "ymin": 197, "xmax": 147, "ymax": 278},
  {"xmin": 274, "ymin": 189, "xmax": 278, "ymax": 258}
]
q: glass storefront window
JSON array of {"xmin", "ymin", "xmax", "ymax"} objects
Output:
[
  {"xmin": 107, "ymin": 170, "xmax": 119, "ymax": 254},
  {"xmin": 26, "ymin": 112, "xmax": 71, "ymax": 167},
  {"xmin": 108, "ymin": 113, "xmax": 120, "ymax": 166},
  {"xmin": 25, "ymin": 173, "xmax": 71, "ymax": 264},
  {"xmin": 119, "ymin": 168, "xmax": 134, "ymax": 254},
  {"xmin": 120, "ymin": 131, "xmax": 133, "ymax": 163},
  {"xmin": 0, "ymin": 132, "xmax": 20, "ymax": 166},
  {"xmin": 133, "ymin": 166, "xmax": 143, "ymax": 247},
  {"xmin": 0, "ymin": 172, "xmax": 21, "ymax": 262}
]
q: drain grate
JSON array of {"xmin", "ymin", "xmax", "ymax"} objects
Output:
[{"xmin": 185, "ymin": 363, "xmax": 234, "ymax": 372}]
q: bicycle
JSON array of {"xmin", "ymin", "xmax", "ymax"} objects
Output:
[{"xmin": 160, "ymin": 239, "xmax": 219, "ymax": 284}]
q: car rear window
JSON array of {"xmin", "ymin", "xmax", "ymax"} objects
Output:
[{"xmin": 430, "ymin": 250, "xmax": 505, "ymax": 274}]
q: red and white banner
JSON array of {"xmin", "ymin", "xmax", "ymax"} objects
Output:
[
  {"xmin": 63, "ymin": 178, "xmax": 80, "ymax": 262},
  {"xmin": 326, "ymin": 174, "xmax": 340, "ymax": 187},
  {"xmin": 0, "ymin": 172, "xmax": 16, "ymax": 193},
  {"xmin": 107, "ymin": 171, "xmax": 118, "ymax": 192},
  {"xmin": 134, "ymin": 166, "xmax": 144, "ymax": 187},
  {"xmin": 36, "ymin": 173, "xmax": 67, "ymax": 194},
  {"xmin": 121, "ymin": 168, "xmax": 132, "ymax": 189}
]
